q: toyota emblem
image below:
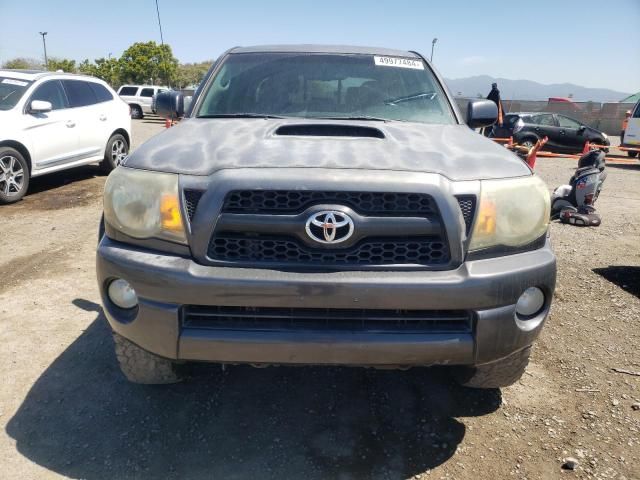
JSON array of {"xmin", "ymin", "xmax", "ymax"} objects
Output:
[{"xmin": 305, "ymin": 210, "xmax": 355, "ymax": 244}]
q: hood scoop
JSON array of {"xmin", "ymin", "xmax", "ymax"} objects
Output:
[{"xmin": 274, "ymin": 124, "xmax": 385, "ymax": 139}]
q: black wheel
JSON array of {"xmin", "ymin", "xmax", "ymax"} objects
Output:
[
  {"xmin": 113, "ymin": 333, "xmax": 183, "ymax": 384},
  {"xmin": 130, "ymin": 105, "xmax": 143, "ymax": 119},
  {"xmin": 520, "ymin": 138, "xmax": 536, "ymax": 150},
  {"xmin": 628, "ymin": 150, "xmax": 638, "ymax": 158},
  {"xmin": 590, "ymin": 140, "xmax": 607, "ymax": 152},
  {"xmin": 0, "ymin": 147, "xmax": 29, "ymax": 205},
  {"xmin": 100, "ymin": 133, "xmax": 129, "ymax": 173},
  {"xmin": 454, "ymin": 347, "xmax": 531, "ymax": 389}
]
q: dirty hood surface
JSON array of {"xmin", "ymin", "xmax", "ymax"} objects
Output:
[{"xmin": 125, "ymin": 118, "xmax": 531, "ymax": 181}]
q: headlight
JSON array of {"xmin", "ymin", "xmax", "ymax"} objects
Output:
[
  {"xmin": 103, "ymin": 167, "xmax": 187, "ymax": 244},
  {"xmin": 469, "ymin": 175, "xmax": 550, "ymax": 251}
]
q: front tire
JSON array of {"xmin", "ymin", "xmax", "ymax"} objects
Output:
[
  {"xmin": 0, "ymin": 147, "xmax": 29, "ymax": 205},
  {"xmin": 130, "ymin": 105, "xmax": 143, "ymax": 119},
  {"xmin": 113, "ymin": 333, "xmax": 183, "ymax": 384},
  {"xmin": 520, "ymin": 138, "xmax": 536, "ymax": 150},
  {"xmin": 100, "ymin": 134, "xmax": 129, "ymax": 173},
  {"xmin": 454, "ymin": 347, "xmax": 531, "ymax": 389}
]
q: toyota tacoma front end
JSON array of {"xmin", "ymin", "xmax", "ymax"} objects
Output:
[{"xmin": 97, "ymin": 45, "xmax": 555, "ymax": 387}]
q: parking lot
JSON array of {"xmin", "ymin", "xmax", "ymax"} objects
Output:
[{"xmin": 0, "ymin": 117, "xmax": 638, "ymax": 479}]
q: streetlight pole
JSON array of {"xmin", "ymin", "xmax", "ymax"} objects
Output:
[
  {"xmin": 155, "ymin": 0, "xmax": 168, "ymax": 87},
  {"xmin": 430, "ymin": 38, "xmax": 438, "ymax": 63},
  {"xmin": 39, "ymin": 32, "xmax": 48, "ymax": 70}
]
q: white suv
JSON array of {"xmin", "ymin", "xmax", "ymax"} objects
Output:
[
  {"xmin": 0, "ymin": 70, "xmax": 131, "ymax": 204},
  {"xmin": 117, "ymin": 85, "xmax": 168, "ymax": 119}
]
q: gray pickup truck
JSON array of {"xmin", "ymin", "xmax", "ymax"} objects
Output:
[{"xmin": 97, "ymin": 45, "xmax": 555, "ymax": 387}]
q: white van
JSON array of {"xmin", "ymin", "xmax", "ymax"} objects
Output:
[
  {"xmin": 622, "ymin": 100, "xmax": 640, "ymax": 158},
  {"xmin": 0, "ymin": 70, "xmax": 131, "ymax": 204}
]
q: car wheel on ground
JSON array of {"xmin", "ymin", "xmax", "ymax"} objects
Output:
[
  {"xmin": 589, "ymin": 140, "xmax": 607, "ymax": 152},
  {"xmin": 0, "ymin": 147, "xmax": 30, "ymax": 204},
  {"xmin": 113, "ymin": 333, "xmax": 183, "ymax": 384},
  {"xmin": 454, "ymin": 347, "xmax": 531, "ymax": 388},
  {"xmin": 100, "ymin": 133, "xmax": 129, "ymax": 173},
  {"xmin": 520, "ymin": 138, "xmax": 536, "ymax": 150},
  {"xmin": 130, "ymin": 105, "xmax": 143, "ymax": 119},
  {"xmin": 627, "ymin": 150, "xmax": 638, "ymax": 158}
]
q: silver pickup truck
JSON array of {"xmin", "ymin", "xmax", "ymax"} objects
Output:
[{"xmin": 97, "ymin": 45, "xmax": 555, "ymax": 388}]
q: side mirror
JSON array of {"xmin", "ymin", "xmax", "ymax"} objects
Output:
[
  {"xmin": 467, "ymin": 99, "xmax": 498, "ymax": 129},
  {"xmin": 155, "ymin": 91, "xmax": 184, "ymax": 120},
  {"xmin": 29, "ymin": 100, "xmax": 52, "ymax": 113},
  {"xmin": 183, "ymin": 96, "xmax": 193, "ymax": 114},
  {"xmin": 577, "ymin": 125, "xmax": 586, "ymax": 133}
]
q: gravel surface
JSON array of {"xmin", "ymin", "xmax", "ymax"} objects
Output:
[{"xmin": 0, "ymin": 118, "xmax": 638, "ymax": 479}]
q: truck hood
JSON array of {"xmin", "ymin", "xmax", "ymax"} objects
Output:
[{"xmin": 125, "ymin": 118, "xmax": 531, "ymax": 181}]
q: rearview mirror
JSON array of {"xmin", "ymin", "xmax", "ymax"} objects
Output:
[
  {"xmin": 466, "ymin": 100, "xmax": 498, "ymax": 129},
  {"xmin": 577, "ymin": 125, "xmax": 586, "ymax": 133},
  {"xmin": 155, "ymin": 91, "xmax": 184, "ymax": 120},
  {"xmin": 29, "ymin": 100, "xmax": 52, "ymax": 113}
]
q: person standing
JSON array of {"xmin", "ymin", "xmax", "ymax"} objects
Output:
[
  {"xmin": 484, "ymin": 83, "xmax": 505, "ymax": 136},
  {"xmin": 621, "ymin": 110, "xmax": 631, "ymax": 144}
]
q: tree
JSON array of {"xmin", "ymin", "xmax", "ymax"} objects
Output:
[
  {"xmin": 174, "ymin": 61, "xmax": 212, "ymax": 89},
  {"xmin": 2, "ymin": 57, "xmax": 42, "ymax": 69},
  {"xmin": 118, "ymin": 41, "xmax": 178, "ymax": 86},
  {"xmin": 79, "ymin": 57, "xmax": 120, "ymax": 87},
  {"xmin": 47, "ymin": 58, "xmax": 76, "ymax": 73}
]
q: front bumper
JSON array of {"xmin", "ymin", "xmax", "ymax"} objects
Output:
[{"xmin": 97, "ymin": 237, "xmax": 556, "ymax": 367}]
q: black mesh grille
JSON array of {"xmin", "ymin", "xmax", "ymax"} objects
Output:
[
  {"xmin": 223, "ymin": 190, "xmax": 436, "ymax": 215},
  {"xmin": 184, "ymin": 189, "xmax": 204, "ymax": 221},
  {"xmin": 183, "ymin": 305, "xmax": 472, "ymax": 334},
  {"xmin": 208, "ymin": 236, "xmax": 448, "ymax": 266},
  {"xmin": 456, "ymin": 196, "xmax": 476, "ymax": 234}
]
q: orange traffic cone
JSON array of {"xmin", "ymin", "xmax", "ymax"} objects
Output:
[
  {"xmin": 165, "ymin": 118, "xmax": 172, "ymax": 128},
  {"xmin": 582, "ymin": 140, "xmax": 590, "ymax": 155}
]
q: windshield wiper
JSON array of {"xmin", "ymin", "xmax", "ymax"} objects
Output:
[
  {"xmin": 384, "ymin": 91, "xmax": 437, "ymax": 106},
  {"xmin": 196, "ymin": 113, "xmax": 288, "ymax": 119},
  {"xmin": 314, "ymin": 115, "xmax": 390, "ymax": 122}
]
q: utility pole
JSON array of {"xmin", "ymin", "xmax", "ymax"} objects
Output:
[
  {"xmin": 39, "ymin": 32, "xmax": 48, "ymax": 70},
  {"xmin": 430, "ymin": 38, "xmax": 438, "ymax": 63},
  {"xmin": 155, "ymin": 0, "xmax": 168, "ymax": 87}
]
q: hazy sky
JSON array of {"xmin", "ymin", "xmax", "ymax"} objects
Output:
[{"xmin": 1, "ymin": 0, "xmax": 639, "ymax": 93}]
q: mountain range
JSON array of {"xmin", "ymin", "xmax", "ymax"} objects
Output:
[{"xmin": 444, "ymin": 75, "xmax": 632, "ymax": 103}]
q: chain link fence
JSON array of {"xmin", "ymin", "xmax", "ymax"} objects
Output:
[{"xmin": 454, "ymin": 98, "xmax": 636, "ymax": 136}]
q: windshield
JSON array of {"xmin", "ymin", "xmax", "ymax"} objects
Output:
[
  {"xmin": 196, "ymin": 53, "xmax": 455, "ymax": 124},
  {"xmin": 0, "ymin": 77, "xmax": 33, "ymax": 111}
]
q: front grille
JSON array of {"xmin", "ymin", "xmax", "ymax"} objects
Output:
[
  {"xmin": 182, "ymin": 305, "xmax": 472, "ymax": 334},
  {"xmin": 208, "ymin": 236, "xmax": 449, "ymax": 266},
  {"xmin": 223, "ymin": 190, "xmax": 436, "ymax": 215},
  {"xmin": 183, "ymin": 189, "xmax": 204, "ymax": 221},
  {"xmin": 456, "ymin": 195, "xmax": 476, "ymax": 234}
]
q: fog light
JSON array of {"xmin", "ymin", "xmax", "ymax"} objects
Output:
[
  {"xmin": 516, "ymin": 287, "xmax": 545, "ymax": 317},
  {"xmin": 108, "ymin": 278, "xmax": 138, "ymax": 309}
]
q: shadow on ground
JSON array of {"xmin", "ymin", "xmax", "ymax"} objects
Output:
[
  {"xmin": 593, "ymin": 266, "xmax": 640, "ymax": 298},
  {"xmin": 28, "ymin": 164, "xmax": 104, "ymax": 194},
  {"xmin": 606, "ymin": 163, "xmax": 640, "ymax": 171},
  {"xmin": 3, "ymin": 165, "xmax": 106, "ymax": 212},
  {"xmin": 7, "ymin": 300, "xmax": 501, "ymax": 480}
]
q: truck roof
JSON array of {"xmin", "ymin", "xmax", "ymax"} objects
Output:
[{"xmin": 229, "ymin": 44, "xmax": 421, "ymax": 58}]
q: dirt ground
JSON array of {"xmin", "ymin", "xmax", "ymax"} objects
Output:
[{"xmin": 0, "ymin": 118, "xmax": 638, "ymax": 480}]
